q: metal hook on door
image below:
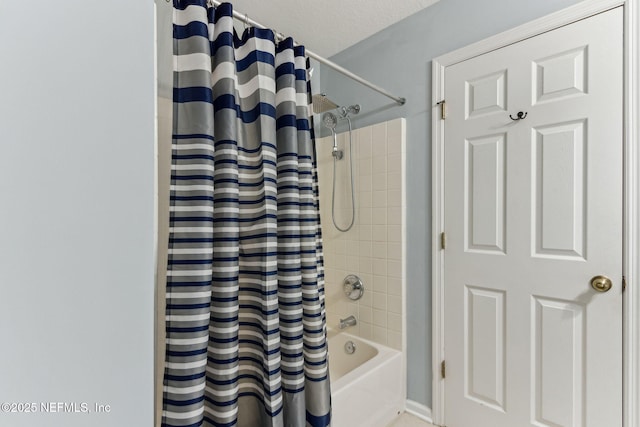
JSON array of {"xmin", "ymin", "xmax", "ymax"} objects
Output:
[{"xmin": 509, "ymin": 111, "xmax": 528, "ymax": 121}]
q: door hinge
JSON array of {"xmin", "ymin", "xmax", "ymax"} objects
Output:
[
  {"xmin": 623, "ymin": 276, "xmax": 627, "ymax": 292},
  {"xmin": 441, "ymin": 360, "xmax": 446, "ymax": 379},
  {"xmin": 440, "ymin": 232, "xmax": 447, "ymax": 250},
  {"xmin": 437, "ymin": 100, "xmax": 446, "ymax": 120}
]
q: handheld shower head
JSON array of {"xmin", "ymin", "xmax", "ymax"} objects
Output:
[
  {"xmin": 322, "ymin": 112, "xmax": 343, "ymax": 159},
  {"xmin": 322, "ymin": 112, "xmax": 338, "ymax": 131}
]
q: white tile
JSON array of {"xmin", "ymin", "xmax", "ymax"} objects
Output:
[
  {"xmin": 387, "ymin": 172, "xmax": 401, "ymax": 190},
  {"xmin": 387, "ymin": 139, "xmax": 402, "ymax": 154},
  {"xmin": 373, "ymin": 275, "xmax": 388, "ymax": 293},
  {"xmin": 373, "ymin": 293, "xmax": 387, "ymax": 311},
  {"xmin": 330, "ymin": 270, "xmax": 344, "ymax": 286},
  {"xmin": 358, "ymin": 157, "xmax": 372, "ymax": 176},
  {"xmin": 359, "ymin": 224, "xmax": 372, "ymax": 241},
  {"xmin": 386, "ymin": 119, "xmax": 403, "ymax": 155},
  {"xmin": 347, "ymin": 207, "xmax": 359, "ymax": 225},
  {"xmin": 320, "ymin": 211, "xmax": 331, "ymax": 229},
  {"xmin": 358, "ymin": 272, "xmax": 373, "ymax": 288},
  {"xmin": 372, "ymin": 190, "xmax": 387, "ymax": 208},
  {"xmin": 323, "ymin": 239, "xmax": 334, "ymax": 254},
  {"xmin": 359, "ymin": 273, "xmax": 373, "ymax": 289},
  {"xmin": 388, "ymin": 189, "xmax": 401, "ymax": 207},
  {"xmin": 332, "ymin": 210, "xmax": 351, "ymax": 231},
  {"xmin": 372, "ymin": 207, "xmax": 387, "ymax": 225},
  {"xmin": 337, "ymin": 131, "xmax": 348, "ymax": 149},
  {"xmin": 324, "ymin": 253, "xmax": 334, "ymax": 267},
  {"xmin": 387, "ymin": 277, "xmax": 402, "ymax": 296},
  {"xmin": 359, "ymin": 288, "xmax": 372, "ymax": 307},
  {"xmin": 372, "ymin": 241, "xmax": 387, "ymax": 259},
  {"xmin": 344, "ymin": 226, "xmax": 357, "ymax": 242},
  {"xmin": 360, "ymin": 174, "xmax": 372, "ymax": 192},
  {"xmin": 333, "ymin": 299, "xmax": 347, "ymax": 317},
  {"xmin": 388, "ymin": 225, "xmax": 402, "ymax": 242},
  {"xmin": 387, "ymin": 242, "xmax": 402, "ymax": 260},
  {"xmin": 359, "ymin": 305, "xmax": 372, "ymax": 323},
  {"xmin": 359, "ymin": 208, "xmax": 372, "ymax": 225},
  {"xmin": 388, "ymin": 154, "xmax": 401, "ymax": 172},
  {"xmin": 373, "ymin": 308, "xmax": 387, "ymax": 327},
  {"xmin": 358, "ymin": 256, "xmax": 372, "ymax": 274},
  {"xmin": 387, "ymin": 260, "xmax": 402, "ymax": 279},
  {"xmin": 372, "ymin": 122, "xmax": 387, "ymax": 155},
  {"xmin": 372, "ymin": 225, "xmax": 387, "ymax": 242},
  {"xmin": 347, "ymin": 302, "xmax": 359, "ymax": 317},
  {"xmin": 345, "ymin": 239, "xmax": 358, "ymax": 256},
  {"xmin": 325, "ymin": 299, "xmax": 341, "ymax": 317},
  {"xmin": 346, "ymin": 255, "xmax": 358, "ymax": 270},
  {"xmin": 373, "ymin": 325, "xmax": 388, "ymax": 344},
  {"xmin": 360, "ymin": 191, "xmax": 372, "ymax": 208},
  {"xmin": 387, "ymin": 207, "xmax": 402, "ymax": 225},
  {"xmin": 318, "ymin": 119, "xmax": 410, "ymax": 376},
  {"xmin": 324, "ymin": 273, "xmax": 339, "ymax": 291},
  {"xmin": 372, "ymin": 155, "xmax": 387, "ymax": 173},
  {"xmin": 373, "ymin": 173, "xmax": 387, "ymax": 191},
  {"xmin": 387, "ymin": 331, "xmax": 402, "ymax": 350},
  {"xmin": 359, "ymin": 321, "xmax": 373, "ymax": 340},
  {"xmin": 346, "ymin": 323, "xmax": 360, "ymax": 336},
  {"xmin": 327, "ymin": 313, "xmax": 342, "ymax": 330},
  {"xmin": 373, "ymin": 258, "xmax": 387, "ymax": 276},
  {"xmin": 388, "ymin": 295, "xmax": 402, "ymax": 314},
  {"xmin": 388, "ymin": 312, "xmax": 402, "ymax": 332},
  {"xmin": 325, "ymin": 268, "xmax": 337, "ymax": 285},
  {"xmin": 358, "ymin": 127, "xmax": 373, "ymax": 159},
  {"xmin": 358, "ymin": 240, "xmax": 372, "ymax": 258}
]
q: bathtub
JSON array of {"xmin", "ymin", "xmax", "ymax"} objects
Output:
[{"xmin": 327, "ymin": 330, "xmax": 405, "ymax": 427}]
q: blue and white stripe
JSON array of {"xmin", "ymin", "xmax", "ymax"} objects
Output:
[{"xmin": 163, "ymin": 2, "xmax": 330, "ymax": 426}]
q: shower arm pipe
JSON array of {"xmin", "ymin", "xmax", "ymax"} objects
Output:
[{"xmin": 208, "ymin": 0, "xmax": 406, "ymax": 106}]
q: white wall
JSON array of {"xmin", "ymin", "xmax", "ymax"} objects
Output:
[{"xmin": 0, "ymin": 2, "xmax": 156, "ymax": 426}]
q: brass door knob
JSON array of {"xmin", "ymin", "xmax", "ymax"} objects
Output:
[{"xmin": 591, "ymin": 275, "xmax": 613, "ymax": 292}]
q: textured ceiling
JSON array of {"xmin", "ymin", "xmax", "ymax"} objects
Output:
[{"xmin": 224, "ymin": 0, "xmax": 440, "ymax": 57}]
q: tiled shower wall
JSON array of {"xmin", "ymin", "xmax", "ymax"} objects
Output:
[{"xmin": 317, "ymin": 118, "xmax": 405, "ymax": 350}]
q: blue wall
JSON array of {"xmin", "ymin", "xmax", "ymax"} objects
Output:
[
  {"xmin": 0, "ymin": 1, "xmax": 156, "ymax": 426},
  {"xmin": 321, "ymin": 0, "xmax": 583, "ymax": 407}
]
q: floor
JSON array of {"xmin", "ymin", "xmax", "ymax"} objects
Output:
[{"xmin": 386, "ymin": 412, "xmax": 437, "ymax": 427}]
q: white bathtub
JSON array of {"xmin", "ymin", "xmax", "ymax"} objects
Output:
[{"xmin": 328, "ymin": 330, "xmax": 405, "ymax": 427}]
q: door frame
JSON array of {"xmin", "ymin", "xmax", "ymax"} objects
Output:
[{"xmin": 431, "ymin": 0, "xmax": 640, "ymax": 425}]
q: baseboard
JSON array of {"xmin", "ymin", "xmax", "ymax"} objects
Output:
[{"xmin": 405, "ymin": 400, "xmax": 433, "ymax": 424}]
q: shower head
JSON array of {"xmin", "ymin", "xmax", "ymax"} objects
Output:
[
  {"xmin": 312, "ymin": 93, "xmax": 339, "ymax": 114},
  {"xmin": 322, "ymin": 112, "xmax": 338, "ymax": 131}
]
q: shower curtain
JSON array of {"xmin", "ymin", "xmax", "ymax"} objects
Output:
[{"xmin": 163, "ymin": 2, "xmax": 331, "ymax": 427}]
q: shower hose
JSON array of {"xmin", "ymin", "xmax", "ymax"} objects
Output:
[{"xmin": 331, "ymin": 116, "xmax": 355, "ymax": 232}]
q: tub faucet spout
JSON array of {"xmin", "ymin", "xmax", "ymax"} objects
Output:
[{"xmin": 339, "ymin": 315, "xmax": 357, "ymax": 329}]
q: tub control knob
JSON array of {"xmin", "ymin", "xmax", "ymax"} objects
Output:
[{"xmin": 343, "ymin": 274, "xmax": 365, "ymax": 301}]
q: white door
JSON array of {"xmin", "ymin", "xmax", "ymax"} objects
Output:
[{"xmin": 443, "ymin": 7, "xmax": 623, "ymax": 427}]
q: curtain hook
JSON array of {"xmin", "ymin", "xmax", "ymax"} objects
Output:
[{"xmin": 243, "ymin": 13, "xmax": 250, "ymax": 31}]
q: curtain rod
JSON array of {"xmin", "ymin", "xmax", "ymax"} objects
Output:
[{"xmin": 208, "ymin": 0, "xmax": 406, "ymax": 106}]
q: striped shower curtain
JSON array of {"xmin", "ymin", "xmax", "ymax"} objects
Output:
[{"xmin": 163, "ymin": 2, "xmax": 331, "ymax": 427}]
